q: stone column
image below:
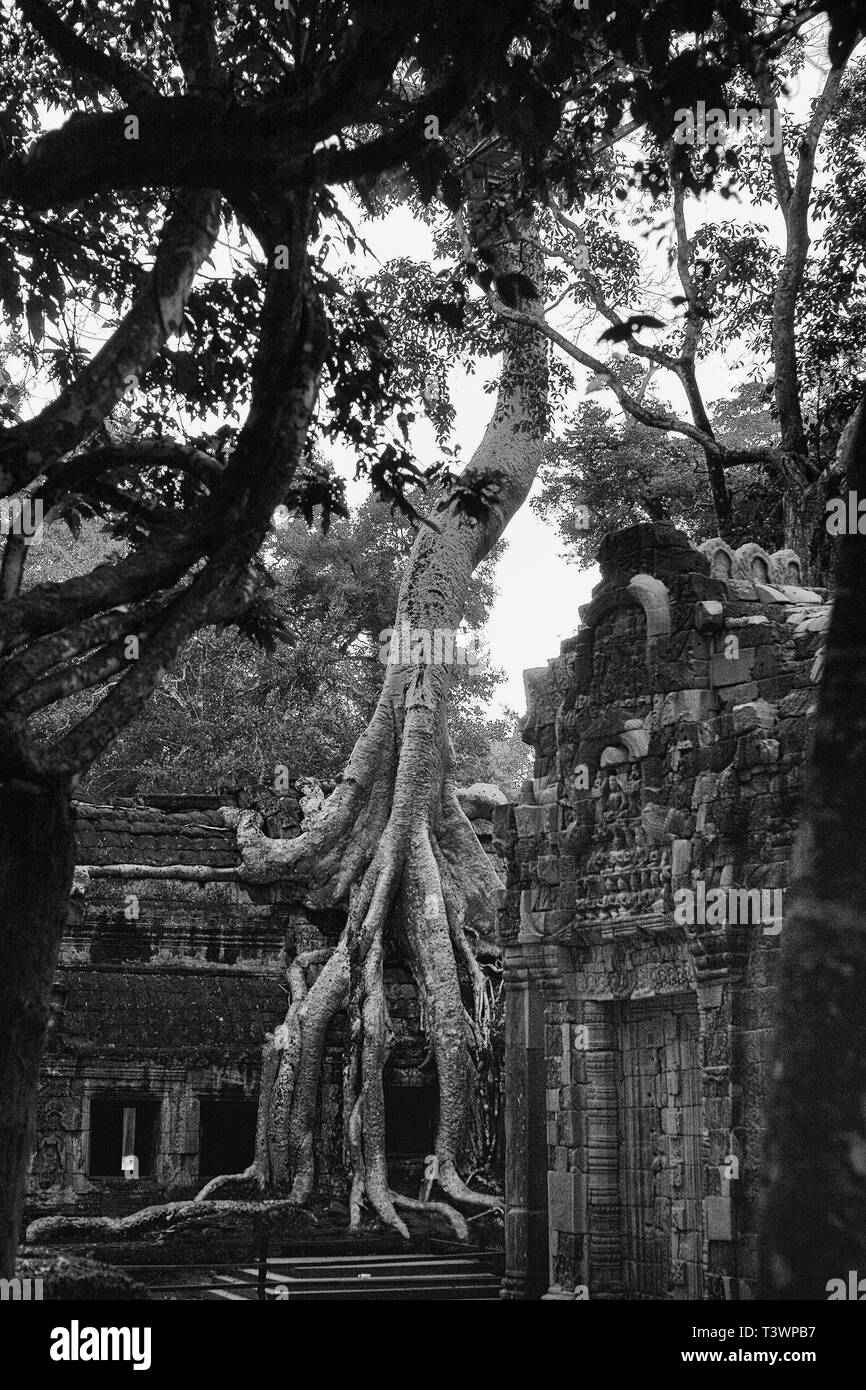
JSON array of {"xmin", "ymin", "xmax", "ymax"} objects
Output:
[
  {"xmin": 501, "ymin": 944, "xmax": 549, "ymax": 1299},
  {"xmin": 698, "ymin": 965, "xmax": 760, "ymax": 1300},
  {"xmin": 582, "ymin": 1002, "xmax": 624, "ymax": 1295}
]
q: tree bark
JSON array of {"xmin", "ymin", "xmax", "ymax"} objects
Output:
[
  {"xmin": 0, "ymin": 778, "xmax": 75, "ymax": 1277},
  {"xmin": 197, "ymin": 229, "xmax": 550, "ymax": 1232},
  {"xmin": 785, "ymin": 479, "xmax": 833, "ymax": 585},
  {"xmin": 760, "ymin": 392, "xmax": 866, "ymax": 1298},
  {"xmin": 1, "ymin": 187, "xmax": 329, "ymax": 1269}
]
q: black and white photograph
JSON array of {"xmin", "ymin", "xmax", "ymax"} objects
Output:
[{"xmin": 0, "ymin": 0, "xmax": 864, "ymax": 1368}]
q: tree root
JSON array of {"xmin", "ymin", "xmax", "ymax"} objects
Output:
[
  {"xmin": 195, "ymin": 1165, "xmax": 266, "ymax": 1202},
  {"xmin": 198, "ymin": 695, "xmax": 506, "ymax": 1239},
  {"xmin": 184, "ymin": 220, "xmax": 547, "ymax": 1248},
  {"xmin": 390, "ymin": 1191, "xmax": 469, "ymax": 1242},
  {"xmin": 26, "ymin": 1199, "xmax": 313, "ymax": 1247}
]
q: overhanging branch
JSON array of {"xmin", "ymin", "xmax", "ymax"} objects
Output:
[
  {"xmin": 0, "ymin": 74, "xmax": 470, "ymax": 212},
  {"xmin": 16, "ymin": 0, "xmax": 159, "ymax": 104},
  {"xmin": 0, "ymin": 191, "xmax": 221, "ymax": 497}
]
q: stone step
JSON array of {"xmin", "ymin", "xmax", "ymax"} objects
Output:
[{"xmin": 184, "ymin": 1252, "xmax": 502, "ymax": 1301}]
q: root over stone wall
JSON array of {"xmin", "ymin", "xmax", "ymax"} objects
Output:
[{"xmin": 28, "ymin": 785, "xmax": 506, "ymax": 1225}]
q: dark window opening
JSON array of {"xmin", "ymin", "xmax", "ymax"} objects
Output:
[
  {"xmin": 88, "ymin": 1096, "xmax": 158, "ymax": 1177},
  {"xmin": 198, "ymin": 1098, "xmax": 258, "ymax": 1177},
  {"xmin": 384, "ymin": 1085, "xmax": 436, "ymax": 1156},
  {"xmin": 90, "ymin": 921, "xmax": 149, "ymax": 964}
]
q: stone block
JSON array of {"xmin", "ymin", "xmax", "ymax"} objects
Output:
[
  {"xmin": 717, "ymin": 680, "xmax": 759, "ymax": 705},
  {"xmin": 672, "ymin": 840, "xmax": 694, "ymax": 884},
  {"xmin": 753, "ymin": 581, "xmax": 788, "ymax": 604},
  {"xmin": 537, "ymin": 855, "xmax": 560, "ymax": 884},
  {"xmin": 514, "ymin": 805, "xmax": 547, "ymax": 839},
  {"xmin": 547, "ymin": 1170, "xmax": 588, "ymax": 1235},
  {"xmin": 518, "ymin": 890, "xmax": 543, "ymax": 942},
  {"xmin": 695, "ymin": 600, "xmax": 724, "ymax": 631},
  {"xmin": 731, "ymin": 699, "xmax": 776, "ymax": 734},
  {"xmin": 458, "ymin": 782, "xmax": 508, "ymax": 818},
  {"xmin": 559, "ymin": 1109, "xmax": 582, "ymax": 1146},
  {"xmin": 711, "ymin": 651, "xmax": 756, "ymax": 686},
  {"xmin": 706, "ymin": 1195, "xmax": 734, "ymax": 1241},
  {"xmin": 660, "ymin": 688, "xmax": 715, "ymax": 724},
  {"xmin": 775, "ymin": 584, "xmax": 823, "ymax": 604},
  {"xmin": 559, "ymin": 1029, "xmax": 572, "ymax": 1085}
]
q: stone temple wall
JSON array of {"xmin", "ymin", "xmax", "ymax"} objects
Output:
[
  {"xmin": 496, "ymin": 523, "xmax": 828, "ymax": 1301},
  {"xmin": 28, "ymin": 785, "xmax": 503, "ymax": 1221}
]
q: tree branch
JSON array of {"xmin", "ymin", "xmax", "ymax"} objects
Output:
[
  {"xmin": 760, "ymin": 48, "xmax": 854, "ymax": 471},
  {"xmin": 0, "ymin": 535, "xmax": 29, "ymax": 602},
  {"xmin": 665, "ymin": 146, "xmax": 731, "ymax": 528},
  {"xmin": 0, "ymin": 72, "xmax": 470, "ymax": 212},
  {"xmin": 544, "ymin": 207, "xmax": 679, "ymax": 372},
  {"xmin": 11, "ymin": 637, "xmax": 136, "ymax": 717},
  {"xmin": 41, "ymin": 441, "xmax": 225, "ymax": 508},
  {"xmin": 0, "ymin": 190, "xmax": 221, "ymax": 496},
  {"xmin": 0, "ymin": 513, "xmax": 208, "ymax": 658},
  {"xmin": 753, "ymin": 68, "xmax": 793, "ymax": 212},
  {"xmin": 0, "ymin": 603, "xmax": 164, "ymax": 703},
  {"xmin": 167, "ymin": 0, "xmax": 223, "ymax": 96},
  {"xmin": 14, "ymin": 196, "xmax": 327, "ymax": 777},
  {"xmin": 489, "ymin": 289, "xmax": 760, "ymax": 462},
  {"xmin": 15, "ymin": 0, "xmax": 159, "ymax": 104},
  {"xmin": 39, "ymin": 556, "xmax": 254, "ymax": 775}
]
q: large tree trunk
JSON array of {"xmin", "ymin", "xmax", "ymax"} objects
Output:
[
  {"xmin": 784, "ymin": 477, "xmax": 836, "ymax": 587},
  {"xmin": 760, "ymin": 394, "xmax": 866, "ymax": 1297},
  {"xmin": 197, "ymin": 230, "xmax": 549, "ymax": 1234},
  {"xmin": 0, "ymin": 778, "xmax": 75, "ymax": 1276},
  {"xmin": 1, "ymin": 187, "xmax": 328, "ymax": 1269}
]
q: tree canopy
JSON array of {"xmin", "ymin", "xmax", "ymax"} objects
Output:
[{"xmin": 0, "ymin": 0, "xmax": 833, "ymax": 800}]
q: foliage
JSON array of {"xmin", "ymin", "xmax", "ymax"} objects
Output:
[
  {"xmin": 0, "ymin": 0, "xmax": 832, "ymax": 783},
  {"xmin": 533, "ymin": 373, "xmax": 781, "ymax": 565},
  {"xmin": 29, "ymin": 502, "xmax": 519, "ymax": 795}
]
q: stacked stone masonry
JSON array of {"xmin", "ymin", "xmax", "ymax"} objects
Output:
[
  {"xmin": 496, "ymin": 523, "xmax": 827, "ymax": 1301},
  {"xmin": 29, "ymin": 785, "xmax": 504, "ymax": 1221}
]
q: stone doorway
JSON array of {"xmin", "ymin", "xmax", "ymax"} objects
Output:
[
  {"xmin": 198, "ymin": 1097, "xmax": 258, "ymax": 1179},
  {"xmin": 616, "ymin": 996, "xmax": 703, "ymax": 1299},
  {"xmin": 383, "ymin": 1083, "xmax": 436, "ymax": 1160}
]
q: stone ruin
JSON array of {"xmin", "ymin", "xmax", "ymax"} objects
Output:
[
  {"xmin": 27, "ymin": 520, "xmax": 829, "ymax": 1300},
  {"xmin": 28, "ymin": 782, "xmax": 505, "ymax": 1224},
  {"xmin": 495, "ymin": 522, "xmax": 829, "ymax": 1299}
]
